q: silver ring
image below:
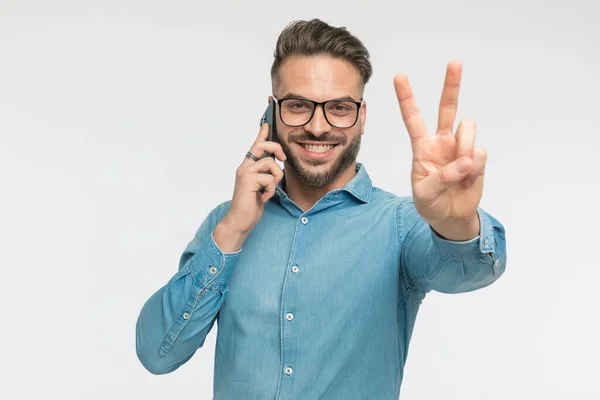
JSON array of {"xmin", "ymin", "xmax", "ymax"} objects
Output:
[{"xmin": 245, "ymin": 151, "xmax": 260, "ymax": 162}]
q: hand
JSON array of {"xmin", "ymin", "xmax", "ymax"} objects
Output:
[
  {"xmin": 218, "ymin": 123, "xmax": 287, "ymax": 241},
  {"xmin": 393, "ymin": 61, "xmax": 486, "ymax": 229}
]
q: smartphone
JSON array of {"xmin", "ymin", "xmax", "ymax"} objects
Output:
[{"xmin": 259, "ymin": 100, "xmax": 278, "ymax": 159}]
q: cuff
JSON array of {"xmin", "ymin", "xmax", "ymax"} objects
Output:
[
  {"xmin": 430, "ymin": 208, "xmax": 496, "ymax": 257},
  {"xmin": 188, "ymin": 231, "xmax": 242, "ymax": 288}
]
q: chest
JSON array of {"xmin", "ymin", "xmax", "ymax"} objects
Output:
[{"xmin": 221, "ymin": 204, "xmax": 401, "ymax": 322}]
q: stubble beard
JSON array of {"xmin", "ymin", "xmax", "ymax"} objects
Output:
[{"xmin": 279, "ymin": 133, "xmax": 362, "ymax": 187}]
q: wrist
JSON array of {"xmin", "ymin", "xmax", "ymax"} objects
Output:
[
  {"xmin": 429, "ymin": 213, "xmax": 480, "ymax": 241},
  {"xmin": 213, "ymin": 217, "xmax": 249, "ymax": 253}
]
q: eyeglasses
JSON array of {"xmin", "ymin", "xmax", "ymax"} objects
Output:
[{"xmin": 273, "ymin": 96, "xmax": 363, "ymax": 129}]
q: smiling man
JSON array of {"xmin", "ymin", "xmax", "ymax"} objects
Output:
[{"xmin": 136, "ymin": 19, "xmax": 507, "ymax": 399}]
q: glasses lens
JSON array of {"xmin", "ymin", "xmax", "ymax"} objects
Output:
[
  {"xmin": 280, "ymin": 99, "xmax": 314, "ymax": 126},
  {"xmin": 324, "ymin": 101, "xmax": 358, "ymax": 128},
  {"xmin": 280, "ymin": 99, "xmax": 358, "ymax": 128}
]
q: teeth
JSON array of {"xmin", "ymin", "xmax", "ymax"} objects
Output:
[{"xmin": 301, "ymin": 144, "xmax": 335, "ymax": 153}]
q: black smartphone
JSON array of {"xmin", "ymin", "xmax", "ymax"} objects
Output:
[{"xmin": 260, "ymin": 100, "xmax": 278, "ymax": 159}]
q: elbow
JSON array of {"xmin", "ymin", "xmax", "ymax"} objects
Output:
[
  {"xmin": 136, "ymin": 340, "xmax": 192, "ymax": 376},
  {"xmin": 137, "ymin": 350, "xmax": 169, "ymax": 375},
  {"xmin": 136, "ymin": 338, "xmax": 172, "ymax": 375},
  {"xmin": 135, "ymin": 322, "xmax": 175, "ymax": 375}
]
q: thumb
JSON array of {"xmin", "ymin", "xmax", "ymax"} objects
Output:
[{"xmin": 417, "ymin": 156, "xmax": 473, "ymax": 199}]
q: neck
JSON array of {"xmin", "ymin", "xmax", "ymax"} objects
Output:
[{"xmin": 282, "ymin": 162, "xmax": 357, "ymax": 212}]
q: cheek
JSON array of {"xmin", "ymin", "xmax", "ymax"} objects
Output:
[
  {"xmin": 275, "ymin": 127, "xmax": 291, "ymax": 144},
  {"xmin": 342, "ymin": 127, "xmax": 361, "ymax": 143},
  {"xmin": 274, "ymin": 119, "xmax": 288, "ymax": 142}
]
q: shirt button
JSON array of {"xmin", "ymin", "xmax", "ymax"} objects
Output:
[
  {"xmin": 182, "ymin": 312, "xmax": 190, "ymax": 320},
  {"xmin": 209, "ymin": 266, "xmax": 217, "ymax": 274},
  {"xmin": 301, "ymin": 217, "xmax": 308, "ymax": 224},
  {"xmin": 285, "ymin": 313, "xmax": 294, "ymax": 321},
  {"xmin": 285, "ymin": 366, "xmax": 293, "ymax": 375},
  {"xmin": 494, "ymin": 259, "xmax": 499, "ymax": 267},
  {"xmin": 484, "ymin": 238, "xmax": 489, "ymax": 247},
  {"xmin": 291, "ymin": 266, "xmax": 299, "ymax": 273}
]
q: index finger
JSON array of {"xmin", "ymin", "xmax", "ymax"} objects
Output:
[
  {"xmin": 393, "ymin": 74, "xmax": 428, "ymax": 143},
  {"xmin": 240, "ymin": 122, "xmax": 271, "ymax": 168},
  {"xmin": 257, "ymin": 122, "xmax": 270, "ymax": 141}
]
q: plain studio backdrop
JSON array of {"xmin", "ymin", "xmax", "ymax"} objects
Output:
[{"xmin": 1, "ymin": 0, "xmax": 599, "ymax": 399}]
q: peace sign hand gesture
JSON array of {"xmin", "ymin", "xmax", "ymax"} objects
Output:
[{"xmin": 394, "ymin": 61, "xmax": 485, "ymax": 240}]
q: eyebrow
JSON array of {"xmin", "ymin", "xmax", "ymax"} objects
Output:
[{"xmin": 280, "ymin": 92, "xmax": 360, "ymax": 102}]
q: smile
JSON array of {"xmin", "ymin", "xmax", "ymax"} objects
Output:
[
  {"xmin": 300, "ymin": 143, "xmax": 337, "ymax": 153},
  {"xmin": 295, "ymin": 142, "xmax": 339, "ymax": 161}
]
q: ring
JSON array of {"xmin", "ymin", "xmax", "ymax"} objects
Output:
[{"xmin": 245, "ymin": 151, "xmax": 260, "ymax": 162}]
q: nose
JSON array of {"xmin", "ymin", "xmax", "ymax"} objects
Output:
[{"xmin": 304, "ymin": 105, "xmax": 331, "ymax": 137}]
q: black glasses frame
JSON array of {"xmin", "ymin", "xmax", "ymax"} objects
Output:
[{"xmin": 273, "ymin": 97, "xmax": 363, "ymax": 129}]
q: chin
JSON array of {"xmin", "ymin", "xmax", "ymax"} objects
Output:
[
  {"xmin": 282, "ymin": 134, "xmax": 362, "ymax": 188},
  {"xmin": 290, "ymin": 152, "xmax": 356, "ymax": 188}
]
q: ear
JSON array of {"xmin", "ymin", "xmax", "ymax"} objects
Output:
[
  {"xmin": 359, "ymin": 100, "xmax": 367, "ymax": 135},
  {"xmin": 268, "ymin": 95, "xmax": 274, "ymax": 103}
]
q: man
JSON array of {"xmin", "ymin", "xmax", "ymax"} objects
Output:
[{"xmin": 136, "ymin": 19, "xmax": 507, "ymax": 399}]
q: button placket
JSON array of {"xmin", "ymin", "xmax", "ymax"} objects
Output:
[{"xmin": 280, "ymin": 224, "xmax": 305, "ymax": 387}]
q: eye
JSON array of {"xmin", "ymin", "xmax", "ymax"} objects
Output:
[
  {"xmin": 286, "ymin": 100, "xmax": 312, "ymax": 110},
  {"xmin": 326, "ymin": 101, "xmax": 355, "ymax": 115}
]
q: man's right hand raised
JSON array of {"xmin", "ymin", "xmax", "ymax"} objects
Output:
[{"xmin": 213, "ymin": 122, "xmax": 286, "ymax": 252}]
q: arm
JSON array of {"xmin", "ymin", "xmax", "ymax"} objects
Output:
[
  {"xmin": 399, "ymin": 199, "xmax": 507, "ymax": 293},
  {"xmin": 393, "ymin": 61, "xmax": 507, "ymax": 293},
  {"xmin": 135, "ymin": 120, "xmax": 286, "ymax": 375},
  {"xmin": 135, "ymin": 202, "xmax": 241, "ymax": 375}
]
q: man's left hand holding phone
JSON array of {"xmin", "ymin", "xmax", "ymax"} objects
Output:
[{"xmin": 212, "ymin": 100, "xmax": 287, "ymax": 253}]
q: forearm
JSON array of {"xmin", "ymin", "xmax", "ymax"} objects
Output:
[
  {"xmin": 135, "ymin": 203, "xmax": 242, "ymax": 374},
  {"xmin": 135, "ymin": 265, "xmax": 225, "ymax": 374},
  {"xmin": 213, "ymin": 217, "xmax": 250, "ymax": 253},
  {"xmin": 400, "ymin": 200, "xmax": 507, "ymax": 293}
]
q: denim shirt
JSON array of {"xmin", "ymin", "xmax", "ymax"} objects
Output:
[{"xmin": 136, "ymin": 163, "xmax": 507, "ymax": 400}]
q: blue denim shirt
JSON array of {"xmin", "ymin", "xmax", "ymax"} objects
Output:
[{"xmin": 136, "ymin": 163, "xmax": 507, "ymax": 399}]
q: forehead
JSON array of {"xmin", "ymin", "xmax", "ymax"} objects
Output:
[{"xmin": 276, "ymin": 55, "xmax": 362, "ymax": 101}]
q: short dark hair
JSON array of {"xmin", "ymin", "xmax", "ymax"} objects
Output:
[{"xmin": 270, "ymin": 19, "xmax": 372, "ymax": 93}]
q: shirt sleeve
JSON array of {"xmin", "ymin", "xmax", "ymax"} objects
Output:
[
  {"xmin": 398, "ymin": 198, "xmax": 507, "ymax": 294},
  {"xmin": 135, "ymin": 201, "xmax": 241, "ymax": 374}
]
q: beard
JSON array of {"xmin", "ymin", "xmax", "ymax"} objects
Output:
[{"xmin": 278, "ymin": 130, "xmax": 362, "ymax": 187}]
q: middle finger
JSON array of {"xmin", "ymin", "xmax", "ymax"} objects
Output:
[
  {"xmin": 246, "ymin": 157, "xmax": 284, "ymax": 180},
  {"xmin": 437, "ymin": 61, "xmax": 462, "ymax": 136}
]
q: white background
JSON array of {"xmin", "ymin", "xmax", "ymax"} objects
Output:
[{"xmin": 1, "ymin": 0, "xmax": 599, "ymax": 399}]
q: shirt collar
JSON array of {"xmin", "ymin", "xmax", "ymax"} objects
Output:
[
  {"xmin": 276, "ymin": 162, "xmax": 372, "ymax": 203},
  {"xmin": 338, "ymin": 162, "xmax": 372, "ymax": 202}
]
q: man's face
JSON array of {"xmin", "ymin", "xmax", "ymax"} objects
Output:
[{"xmin": 272, "ymin": 55, "xmax": 367, "ymax": 187}]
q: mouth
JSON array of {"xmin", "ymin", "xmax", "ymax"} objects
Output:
[{"xmin": 295, "ymin": 142, "xmax": 339, "ymax": 160}]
